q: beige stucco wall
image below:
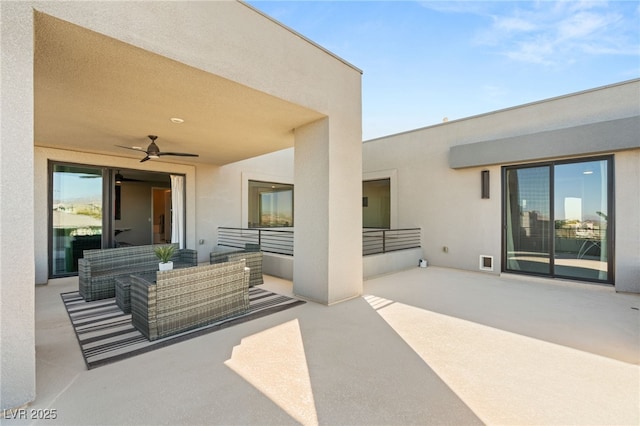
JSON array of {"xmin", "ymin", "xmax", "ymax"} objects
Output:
[
  {"xmin": 614, "ymin": 149, "xmax": 640, "ymax": 293},
  {"xmin": 293, "ymin": 116, "xmax": 364, "ymax": 304},
  {"xmin": 364, "ymin": 127, "xmax": 503, "ymax": 273},
  {"xmin": 25, "ymin": 1, "xmax": 359, "ymax": 112},
  {"xmin": 1, "ymin": 1, "xmax": 36, "ymax": 410},
  {"xmin": 363, "ymin": 79, "xmax": 640, "ymax": 293}
]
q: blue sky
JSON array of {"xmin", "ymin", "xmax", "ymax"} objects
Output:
[{"xmin": 247, "ymin": 1, "xmax": 640, "ymax": 140}]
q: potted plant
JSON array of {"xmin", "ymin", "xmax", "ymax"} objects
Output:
[{"xmin": 154, "ymin": 245, "xmax": 176, "ymax": 271}]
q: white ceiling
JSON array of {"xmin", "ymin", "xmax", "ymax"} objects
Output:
[{"xmin": 34, "ymin": 12, "xmax": 325, "ymax": 166}]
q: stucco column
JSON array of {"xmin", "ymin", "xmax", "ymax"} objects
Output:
[
  {"xmin": 0, "ymin": 2, "xmax": 36, "ymax": 410},
  {"xmin": 293, "ymin": 117, "xmax": 363, "ymax": 304}
]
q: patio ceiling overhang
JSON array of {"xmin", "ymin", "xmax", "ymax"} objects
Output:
[{"xmin": 34, "ymin": 12, "xmax": 325, "ymax": 166}]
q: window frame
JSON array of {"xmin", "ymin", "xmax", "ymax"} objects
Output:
[
  {"xmin": 363, "ymin": 178, "xmax": 391, "ymax": 229},
  {"xmin": 247, "ymin": 179, "xmax": 294, "ymax": 228}
]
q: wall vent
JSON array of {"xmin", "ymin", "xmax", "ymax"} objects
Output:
[{"xmin": 479, "ymin": 255, "xmax": 493, "ymax": 271}]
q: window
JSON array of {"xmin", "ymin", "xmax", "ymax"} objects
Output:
[
  {"xmin": 503, "ymin": 156, "xmax": 613, "ymax": 283},
  {"xmin": 248, "ymin": 180, "xmax": 293, "ymax": 227},
  {"xmin": 363, "ymin": 178, "xmax": 390, "ymax": 228}
]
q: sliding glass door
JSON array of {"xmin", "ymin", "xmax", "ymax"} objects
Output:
[
  {"xmin": 50, "ymin": 163, "xmax": 188, "ymax": 278},
  {"xmin": 503, "ymin": 157, "xmax": 612, "ymax": 283}
]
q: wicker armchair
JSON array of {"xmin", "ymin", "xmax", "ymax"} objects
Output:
[
  {"xmin": 210, "ymin": 248, "xmax": 263, "ymax": 287},
  {"xmin": 130, "ymin": 260, "xmax": 250, "ymax": 341}
]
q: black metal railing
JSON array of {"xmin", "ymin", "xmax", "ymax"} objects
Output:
[
  {"xmin": 362, "ymin": 228, "xmax": 421, "ymax": 256},
  {"xmin": 218, "ymin": 227, "xmax": 421, "ymax": 257},
  {"xmin": 218, "ymin": 227, "xmax": 294, "ymax": 256}
]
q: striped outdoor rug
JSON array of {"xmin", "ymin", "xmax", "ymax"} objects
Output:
[{"xmin": 61, "ymin": 288, "xmax": 305, "ymax": 369}]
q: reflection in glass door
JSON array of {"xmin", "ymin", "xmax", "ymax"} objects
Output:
[
  {"xmin": 504, "ymin": 157, "xmax": 612, "ymax": 283},
  {"xmin": 505, "ymin": 166, "xmax": 551, "ymax": 274},
  {"xmin": 51, "ymin": 164, "xmax": 103, "ymax": 276},
  {"xmin": 554, "ymin": 160, "xmax": 609, "ymax": 281}
]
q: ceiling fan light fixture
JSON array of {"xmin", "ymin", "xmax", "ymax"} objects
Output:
[{"xmin": 146, "ymin": 136, "xmax": 161, "ymax": 158}]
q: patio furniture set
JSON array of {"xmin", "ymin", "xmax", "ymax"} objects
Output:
[{"xmin": 78, "ymin": 243, "xmax": 263, "ymax": 341}]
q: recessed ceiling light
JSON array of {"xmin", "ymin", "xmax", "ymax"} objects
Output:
[{"xmin": 170, "ymin": 117, "xmax": 184, "ymax": 124}]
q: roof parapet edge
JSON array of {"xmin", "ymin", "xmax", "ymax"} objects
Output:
[
  {"xmin": 364, "ymin": 77, "xmax": 640, "ymax": 144},
  {"xmin": 239, "ymin": 1, "xmax": 363, "ymax": 75}
]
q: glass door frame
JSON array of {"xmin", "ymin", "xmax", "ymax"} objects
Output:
[
  {"xmin": 501, "ymin": 155, "xmax": 615, "ymax": 284},
  {"xmin": 48, "ymin": 161, "xmax": 116, "ymax": 278},
  {"xmin": 504, "ymin": 162, "xmax": 552, "ymax": 276}
]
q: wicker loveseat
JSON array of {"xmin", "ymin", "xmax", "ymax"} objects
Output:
[
  {"xmin": 130, "ymin": 260, "xmax": 250, "ymax": 341},
  {"xmin": 78, "ymin": 243, "xmax": 197, "ymax": 301},
  {"xmin": 210, "ymin": 247, "xmax": 263, "ymax": 287}
]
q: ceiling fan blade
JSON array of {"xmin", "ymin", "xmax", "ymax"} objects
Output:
[
  {"xmin": 116, "ymin": 145, "xmax": 146, "ymax": 152},
  {"xmin": 115, "ymin": 170, "xmax": 142, "ymax": 183},
  {"xmin": 157, "ymin": 152, "xmax": 199, "ymax": 157},
  {"xmin": 140, "ymin": 156, "xmax": 151, "ymax": 163}
]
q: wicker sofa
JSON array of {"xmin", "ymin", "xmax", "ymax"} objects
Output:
[
  {"xmin": 130, "ymin": 260, "xmax": 250, "ymax": 341},
  {"xmin": 78, "ymin": 243, "xmax": 197, "ymax": 301},
  {"xmin": 210, "ymin": 247, "xmax": 263, "ymax": 287}
]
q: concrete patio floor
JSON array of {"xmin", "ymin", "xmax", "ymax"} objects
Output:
[{"xmin": 10, "ymin": 266, "xmax": 640, "ymax": 425}]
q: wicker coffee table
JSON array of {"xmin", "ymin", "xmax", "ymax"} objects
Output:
[{"xmin": 115, "ymin": 272, "xmax": 156, "ymax": 314}]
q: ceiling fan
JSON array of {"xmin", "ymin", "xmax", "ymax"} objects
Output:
[
  {"xmin": 79, "ymin": 170, "xmax": 140, "ymax": 183},
  {"xmin": 114, "ymin": 170, "xmax": 142, "ymax": 184},
  {"xmin": 117, "ymin": 135, "xmax": 199, "ymax": 163},
  {"xmin": 80, "ymin": 170, "xmax": 141, "ymax": 183}
]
